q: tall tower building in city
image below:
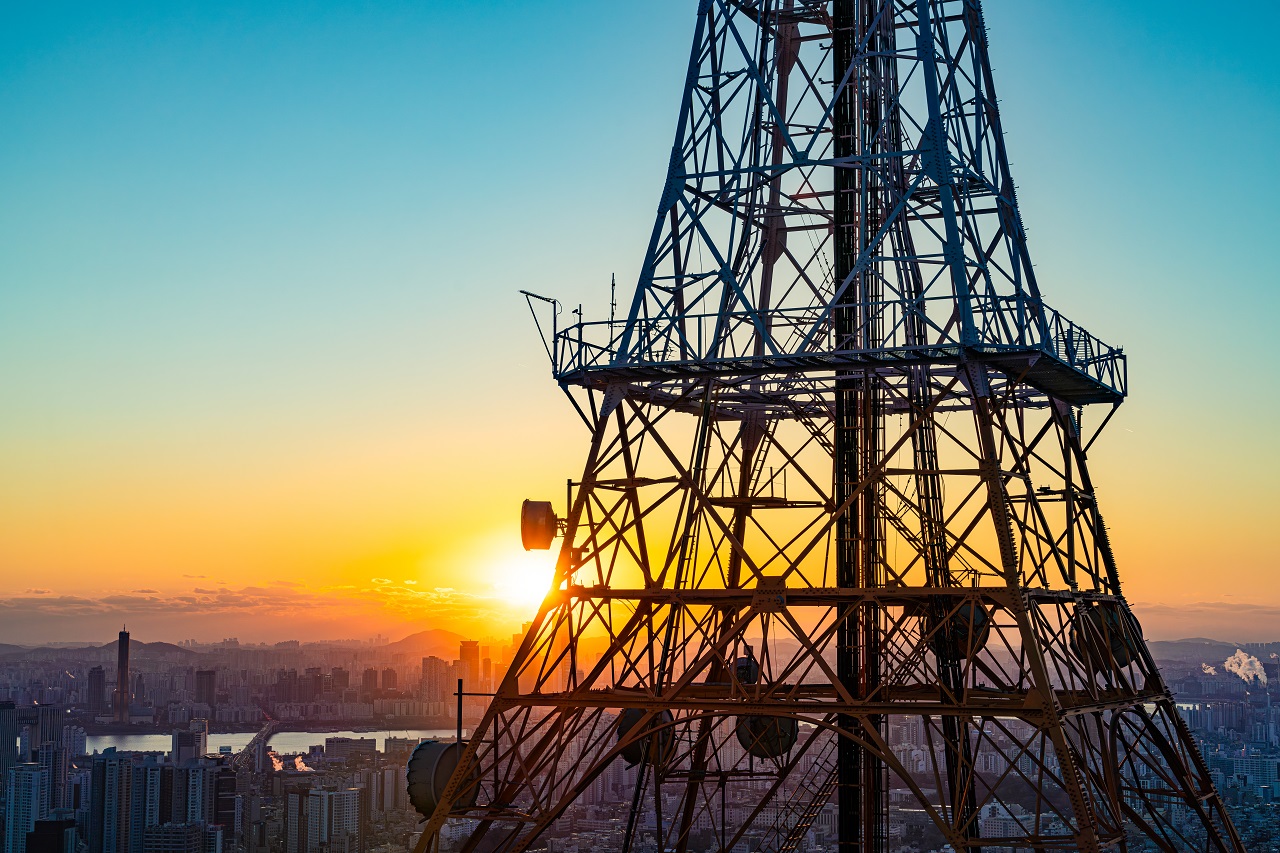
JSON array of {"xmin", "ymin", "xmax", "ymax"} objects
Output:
[{"xmin": 113, "ymin": 628, "xmax": 130, "ymax": 725}]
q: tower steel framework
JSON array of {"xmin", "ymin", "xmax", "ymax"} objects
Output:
[{"xmin": 416, "ymin": 1, "xmax": 1243, "ymax": 850}]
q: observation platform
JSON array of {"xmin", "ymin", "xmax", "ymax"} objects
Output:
[{"xmin": 550, "ymin": 297, "xmax": 1126, "ymax": 405}]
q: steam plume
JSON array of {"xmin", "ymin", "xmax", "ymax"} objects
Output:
[
  {"xmin": 1201, "ymin": 663, "xmax": 1216, "ymax": 675},
  {"xmin": 268, "ymin": 751, "xmax": 284, "ymax": 772},
  {"xmin": 294, "ymin": 756, "xmax": 314, "ymax": 772},
  {"xmin": 1223, "ymin": 650, "xmax": 1267, "ymax": 685}
]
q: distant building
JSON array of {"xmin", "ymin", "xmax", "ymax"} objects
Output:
[
  {"xmin": 172, "ymin": 721, "xmax": 208, "ymax": 766},
  {"xmin": 324, "ymin": 738, "xmax": 376, "ymax": 763},
  {"xmin": 459, "ymin": 642, "xmax": 480, "ymax": 690},
  {"xmin": 88, "ymin": 749, "xmax": 133, "ymax": 853},
  {"xmin": 87, "ymin": 668, "xmax": 107, "ymax": 713},
  {"xmin": 60, "ymin": 726, "xmax": 87, "ymax": 759},
  {"xmin": 0, "ymin": 702, "xmax": 18, "ymax": 796},
  {"xmin": 114, "ymin": 628, "xmax": 131, "ymax": 725},
  {"xmin": 360, "ymin": 669, "xmax": 378, "ymax": 695},
  {"xmin": 380, "ymin": 668, "xmax": 397, "ymax": 692},
  {"xmin": 5, "ymin": 763, "xmax": 46, "ymax": 853},
  {"xmin": 34, "ymin": 743, "xmax": 68, "ymax": 813},
  {"xmin": 194, "ymin": 672, "xmax": 217, "ymax": 709}
]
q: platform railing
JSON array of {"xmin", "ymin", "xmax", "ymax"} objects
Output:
[{"xmin": 552, "ymin": 294, "xmax": 1125, "ymax": 398}]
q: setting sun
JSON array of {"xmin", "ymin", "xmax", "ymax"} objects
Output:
[{"xmin": 489, "ymin": 549, "xmax": 558, "ymax": 610}]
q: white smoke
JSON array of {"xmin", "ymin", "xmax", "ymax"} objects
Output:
[
  {"xmin": 1201, "ymin": 663, "xmax": 1217, "ymax": 675},
  {"xmin": 268, "ymin": 751, "xmax": 284, "ymax": 772},
  {"xmin": 294, "ymin": 755, "xmax": 314, "ymax": 772},
  {"xmin": 1223, "ymin": 650, "xmax": 1267, "ymax": 685}
]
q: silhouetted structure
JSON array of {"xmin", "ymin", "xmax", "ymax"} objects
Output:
[
  {"xmin": 113, "ymin": 628, "xmax": 130, "ymax": 725},
  {"xmin": 86, "ymin": 667, "xmax": 106, "ymax": 713},
  {"xmin": 416, "ymin": 1, "xmax": 1244, "ymax": 851},
  {"xmin": 194, "ymin": 670, "xmax": 217, "ymax": 708},
  {"xmin": 25, "ymin": 818, "xmax": 76, "ymax": 853}
]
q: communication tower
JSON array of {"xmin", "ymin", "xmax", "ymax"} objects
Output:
[{"xmin": 411, "ymin": 1, "xmax": 1244, "ymax": 850}]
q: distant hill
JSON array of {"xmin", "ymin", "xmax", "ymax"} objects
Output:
[
  {"xmin": 384, "ymin": 629, "xmax": 467, "ymax": 660},
  {"xmin": 0, "ymin": 639, "xmax": 201, "ymax": 662},
  {"xmin": 1147, "ymin": 638, "xmax": 1243, "ymax": 663}
]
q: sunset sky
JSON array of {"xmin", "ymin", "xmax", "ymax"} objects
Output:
[{"xmin": 2, "ymin": 0, "xmax": 1278, "ymax": 645}]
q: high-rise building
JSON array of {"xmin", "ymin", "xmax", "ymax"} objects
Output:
[
  {"xmin": 0, "ymin": 702, "xmax": 18, "ymax": 799},
  {"xmin": 113, "ymin": 628, "xmax": 130, "ymax": 725},
  {"xmin": 284, "ymin": 788, "xmax": 310, "ymax": 853},
  {"xmin": 380, "ymin": 668, "xmax": 396, "ymax": 691},
  {"xmin": 88, "ymin": 749, "xmax": 133, "ymax": 853},
  {"xmin": 458, "ymin": 641, "xmax": 480, "ymax": 690},
  {"xmin": 213, "ymin": 766, "xmax": 237, "ymax": 835},
  {"xmin": 140, "ymin": 824, "xmax": 202, "ymax": 853},
  {"xmin": 5, "ymin": 763, "xmax": 47, "ymax": 853},
  {"xmin": 17, "ymin": 707, "xmax": 61, "ymax": 761},
  {"xmin": 171, "ymin": 721, "xmax": 208, "ymax": 767},
  {"xmin": 329, "ymin": 668, "xmax": 349, "ymax": 691},
  {"xmin": 360, "ymin": 669, "xmax": 377, "ymax": 695},
  {"xmin": 309, "ymin": 789, "xmax": 362, "ymax": 853},
  {"xmin": 34, "ymin": 743, "xmax": 67, "ymax": 813},
  {"xmin": 24, "ymin": 817, "xmax": 76, "ymax": 853},
  {"xmin": 60, "ymin": 726, "xmax": 87, "ymax": 759},
  {"xmin": 193, "ymin": 672, "xmax": 216, "ymax": 709},
  {"xmin": 86, "ymin": 668, "xmax": 107, "ymax": 713}
]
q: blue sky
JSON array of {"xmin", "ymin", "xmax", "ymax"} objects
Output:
[{"xmin": 1, "ymin": 0, "xmax": 1278, "ymax": 641}]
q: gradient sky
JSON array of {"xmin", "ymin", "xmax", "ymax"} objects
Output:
[{"xmin": 2, "ymin": 0, "xmax": 1278, "ymax": 645}]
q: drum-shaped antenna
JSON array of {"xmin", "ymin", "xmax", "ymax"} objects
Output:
[
  {"xmin": 520, "ymin": 500, "xmax": 559, "ymax": 551},
  {"xmin": 406, "ymin": 741, "xmax": 479, "ymax": 818}
]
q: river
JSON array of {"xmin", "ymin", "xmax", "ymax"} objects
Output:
[{"xmin": 85, "ymin": 728, "xmax": 458, "ymax": 755}]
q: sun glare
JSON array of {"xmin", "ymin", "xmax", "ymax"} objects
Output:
[{"xmin": 491, "ymin": 550, "xmax": 557, "ymax": 610}]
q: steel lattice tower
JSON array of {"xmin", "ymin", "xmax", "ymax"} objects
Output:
[{"xmin": 414, "ymin": 1, "xmax": 1244, "ymax": 850}]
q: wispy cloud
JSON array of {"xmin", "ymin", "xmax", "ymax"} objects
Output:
[{"xmin": 0, "ymin": 580, "xmax": 530, "ymax": 645}]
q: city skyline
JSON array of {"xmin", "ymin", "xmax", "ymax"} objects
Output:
[{"xmin": 3, "ymin": 0, "xmax": 1279, "ymax": 645}]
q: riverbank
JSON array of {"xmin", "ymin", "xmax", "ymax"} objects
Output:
[{"xmin": 82, "ymin": 717, "xmax": 455, "ymax": 736}]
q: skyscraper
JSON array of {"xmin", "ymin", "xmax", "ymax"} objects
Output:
[
  {"xmin": 457, "ymin": 641, "xmax": 479, "ymax": 690},
  {"xmin": 113, "ymin": 628, "xmax": 130, "ymax": 725},
  {"xmin": 360, "ymin": 669, "xmax": 377, "ymax": 695},
  {"xmin": 193, "ymin": 671, "xmax": 216, "ymax": 709},
  {"xmin": 5, "ymin": 763, "xmax": 46, "ymax": 853},
  {"xmin": 33, "ymin": 743, "xmax": 67, "ymax": 813},
  {"xmin": 86, "ymin": 668, "xmax": 106, "ymax": 713},
  {"xmin": 88, "ymin": 749, "xmax": 133, "ymax": 853},
  {"xmin": 379, "ymin": 668, "xmax": 396, "ymax": 692},
  {"xmin": 0, "ymin": 702, "xmax": 18, "ymax": 799}
]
